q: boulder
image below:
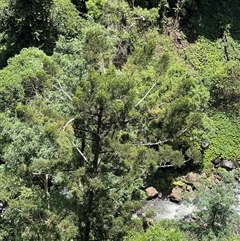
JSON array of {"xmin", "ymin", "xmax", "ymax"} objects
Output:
[
  {"xmin": 145, "ymin": 186, "xmax": 158, "ymax": 200},
  {"xmin": 220, "ymin": 159, "xmax": 235, "ymax": 170},
  {"xmin": 169, "ymin": 187, "xmax": 182, "ymax": 203},
  {"xmin": 185, "ymin": 172, "xmax": 199, "ymax": 184},
  {"xmin": 201, "ymin": 140, "xmax": 210, "ymax": 150},
  {"xmin": 212, "ymin": 158, "xmax": 222, "ymax": 166},
  {"xmin": 185, "ymin": 184, "xmax": 193, "ymax": 192},
  {"xmin": 232, "ymin": 159, "xmax": 240, "ymax": 168},
  {"xmin": 158, "ymin": 192, "xmax": 163, "ymax": 199}
]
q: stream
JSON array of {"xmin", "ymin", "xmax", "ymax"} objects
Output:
[
  {"xmin": 139, "ymin": 198, "xmax": 197, "ymax": 221},
  {"xmin": 137, "ymin": 182, "xmax": 240, "ymax": 222}
]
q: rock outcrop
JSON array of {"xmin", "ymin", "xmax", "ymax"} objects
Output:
[
  {"xmin": 169, "ymin": 186, "xmax": 182, "ymax": 203},
  {"xmin": 212, "ymin": 158, "xmax": 239, "ymax": 170},
  {"xmin": 145, "ymin": 186, "xmax": 159, "ymax": 200}
]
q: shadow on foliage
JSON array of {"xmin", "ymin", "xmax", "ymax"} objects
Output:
[
  {"xmin": 146, "ymin": 159, "xmax": 202, "ymax": 197},
  {"xmin": 127, "ymin": 0, "xmax": 160, "ymax": 9},
  {"xmin": 71, "ymin": 0, "xmax": 87, "ymax": 16},
  {"xmin": 178, "ymin": 0, "xmax": 240, "ymax": 42},
  {"xmin": 0, "ymin": 0, "xmax": 58, "ymax": 69},
  {"xmin": 128, "ymin": 0, "xmax": 240, "ymax": 42}
]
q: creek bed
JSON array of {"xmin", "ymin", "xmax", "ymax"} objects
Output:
[
  {"xmin": 141, "ymin": 198, "xmax": 196, "ymax": 221},
  {"xmin": 138, "ymin": 182, "xmax": 240, "ymax": 222}
]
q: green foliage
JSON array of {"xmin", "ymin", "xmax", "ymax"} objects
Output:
[
  {"xmin": 124, "ymin": 33, "xmax": 210, "ymax": 169},
  {"xmin": 86, "ymin": 0, "xmax": 109, "ymax": 21},
  {"xmin": 124, "ymin": 221, "xmax": 188, "ymax": 241},
  {"xmin": 177, "ymin": 0, "xmax": 240, "ymax": 41},
  {"xmin": 159, "ymin": 145, "xmax": 185, "ymax": 166},
  {"xmin": 0, "ymin": 170, "xmax": 77, "ymax": 240},
  {"xmin": 203, "ymin": 113, "xmax": 240, "ymax": 167},
  {"xmin": 0, "ymin": 0, "xmax": 56, "ymax": 67},
  {"xmin": 145, "ymin": 208, "xmax": 156, "ymax": 218},
  {"xmin": 220, "ymin": 236, "xmax": 240, "ymax": 241},
  {"xmin": 0, "ymin": 46, "xmax": 77, "ymax": 240},
  {"xmin": 172, "ymin": 180, "xmax": 184, "ymax": 187},
  {"xmin": 73, "ymin": 66, "xmax": 136, "ymax": 116},
  {"xmin": 54, "ymin": 21, "xmax": 118, "ymax": 73},
  {"xmin": 86, "ymin": 0, "xmax": 159, "ymax": 28},
  {"xmin": 52, "ymin": 0, "xmax": 83, "ymax": 38},
  {"xmin": 0, "ymin": 0, "xmax": 83, "ymax": 67},
  {"xmin": 0, "ymin": 47, "xmax": 59, "ymax": 113},
  {"xmin": 213, "ymin": 58, "xmax": 240, "ymax": 112},
  {"xmin": 72, "ymin": 66, "xmax": 159, "ymax": 240},
  {"xmin": 0, "ymin": 116, "xmax": 75, "ymax": 239},
  {"xmin": 82, "ymin": 23, "xmax": 118, "ymax": 68},
  {"xmin": 1, "ymin": 0, "xmax": 240, "ymax": 240},
  {"xmin": 131, "ymin": 33, "xmax": 158, "ymax": 67},
  {"xmin": 85, "ymin": 0, "xmax": 160, "ymax": 70},
  {"xmin": 131, "ymin": 6, "xmax": 159, "ymax": 27},
  {"xmin": 189, "ymin": 181, "xmax": 239, "ymax": 240},
  {"xmin": 183, "ymin": 38, "xmax": 225, "ymax": 88},
  {"xmin": 183, "ymin": 36, "xmax": 240, "ymax": 113}
]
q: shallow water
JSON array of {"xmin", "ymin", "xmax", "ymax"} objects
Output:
[
  {"xmin": 139, "ymin": 182, "xmax": 240, "ymax": 222},
  {"xmin": 140, "ymin": 198, "xmax": 196, "ymax": 221}
]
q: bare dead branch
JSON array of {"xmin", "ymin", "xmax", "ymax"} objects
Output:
[
  {"xmin": 141, "ymin": 138, "xmax": 170, "ymax": 146},
  {"xmin": 72, "ymin": 142, "xmax": 90, "ymax": 164},
  {"xmin": 133, "ymin": 16, "xmax": 146, "ymax": 21},
  {"xmin": 62, "ymin": 118, "xmax": 75, "ymax": 131},
  {"xmin": 157, "ymin": 158, "xmax": 191, "ymax": 168},
  {"xmin": 135, "ymin": 82, "xmax": 157, "ymax": 107},
  {"xmin": 33, "ymin": 172, "xmax": 44, "ymax": 175},
  {"xmin": 176, "ymin": 127, "xmax": 189, "ymax": 137},
  {"xmin": 54, "ymin": 78, "xmax": 72, "ymax": 101}
]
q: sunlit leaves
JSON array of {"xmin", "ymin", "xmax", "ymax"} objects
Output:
[
  {"xmin": 52, "ymin": 0, "xmax": 83, "ymax": 38},
  {"xmin": 203, "ymin": 113, "xmax": 240, "ymax": 166},
  {"xmin": 0, "ymin": 48, "xmax": 59, "ymax": 113},
  {"xmin": 124, "ymin": 222, "xmax": 188, "ymax": 241}
]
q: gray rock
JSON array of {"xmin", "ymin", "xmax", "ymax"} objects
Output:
[
  {"xmin": 201, "ymin": 140, "xmax": 210, "ymax": 150},
  {"xmin": 212, "ymin": 158, "xmax": 222, "ymax": 165},
  {"xmin": 220, "ymin": 159, "xmax": 235, "ymax": 170}
]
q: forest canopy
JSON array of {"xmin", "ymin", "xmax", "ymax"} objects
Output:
[{"xmin": 0, "ymin": 0, "xmax": 240, "ymax": 240}]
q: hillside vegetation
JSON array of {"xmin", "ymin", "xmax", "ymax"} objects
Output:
[{"xmin": 0, "ymin": 0, "xmax": 240, "ymax": 240}]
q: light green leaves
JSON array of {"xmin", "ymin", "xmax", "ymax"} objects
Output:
[
  {"xmin": 203, "ymin": 113, "xmax": 240, "ymax": 166},
  {"xmin": 0, "ymin": 48, "xmax": 59, "ymax": 112}
]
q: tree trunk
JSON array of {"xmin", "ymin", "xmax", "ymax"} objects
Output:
[
  {"xmin": 81, "ymin": 191, "xmax": 94, "ymax": 241},
  {"xmin": 43, "ymin": 174, "xmax": 51, "ymax": 241},
  {"xmin": 79, "ymin": 107, "xmax": 103, "ymax": 241}
]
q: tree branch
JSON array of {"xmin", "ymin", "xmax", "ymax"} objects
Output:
[
  {"xmin": 157, "ymin": 158, "xmax": 192, "ymax": 168},
  {"xmin": 140, "ymin": 138, "xmax": 170, "ymax": 146},
  {"xmin": 176, "ymin": 127, "xmax": 189, "ymax": 137},
  {"xmin": 72, "ymin": 142, "xmax": 90, "ymax": 164},
  {"xmin": 140, "ymin": 127, "xmax": 190, "ymax": 146},
  {"xmin": 62, "ymin": 118, "xmax": 75, "ymax": 131},
  {"xmin": 135, "ymin": 82, "xmax": 157, "ymax": 107},
  {"xmin": 54, "ymin": 78, "xmax": 72, "ymax": 101},
  {"xmin": 33, "ymin": 172, "xmax": 45, "ymax": 175}
]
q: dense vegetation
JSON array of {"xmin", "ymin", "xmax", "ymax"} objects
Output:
[{"xmin": 0, "ymin": 0, "xmax": 240, "ymax": 240}]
